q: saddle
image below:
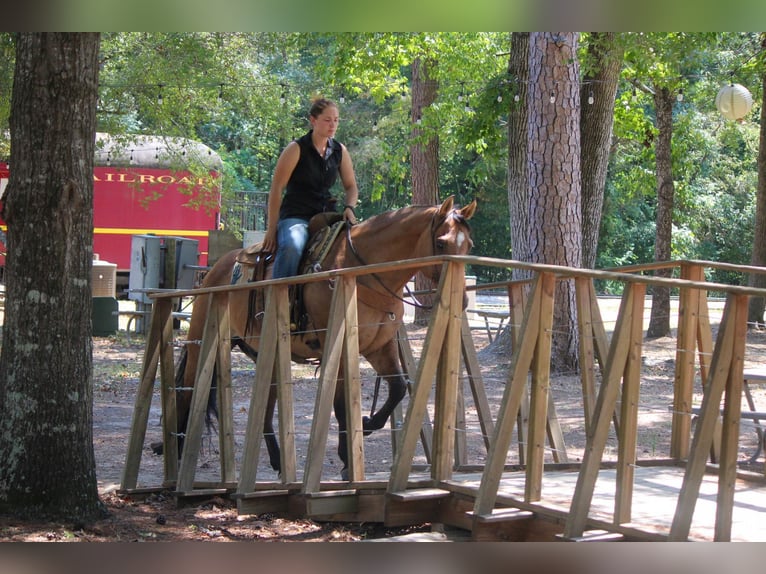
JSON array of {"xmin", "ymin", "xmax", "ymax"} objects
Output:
[{"xmin": 234, "ymin": 212, "xmax": 346, "ymax": 333}]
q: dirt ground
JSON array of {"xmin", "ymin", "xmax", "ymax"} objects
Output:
[{"xmin": 1, "ymin": 307, "xmax": 765, "ymax": 542}]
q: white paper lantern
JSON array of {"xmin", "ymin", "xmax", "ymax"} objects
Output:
[{"xmin": 715, "ymin": 83, "xmax": 753, "ymax": 121}]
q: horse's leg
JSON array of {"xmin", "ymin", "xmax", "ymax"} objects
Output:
[
  {"xmin": 362, "ymin": 339, "xmax": 408, "ymax": 434},
  {"xmin": 333, "ymin": 368, "xmax": 350, "ymax": 480},
  {"xmin": 263, "ymin": 380, "xmax": 281, "ymax": 474}
]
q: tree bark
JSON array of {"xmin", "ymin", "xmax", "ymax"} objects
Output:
[
  {"xmin": 747, "ymin": 33, "xmax": 766, "ymax": 328},
  {"xmin": 410, "ymin": 56, "xmax": 440, "ymax": 325},
  {"xmin": 580, "ymin": 32, "xmax": 623, "ymax": 269},
  {"xmin": 507, "ymin": 32, "xmax": 531, "ymax": 281},
  {"xmin": 646, "ymin": 86, "xmax": 675, "ymax": 339},
  {"xmin": 0, "ymin": 33, "xmax": 104, "ymax": 520},
  {"xmin": 527, "ymin": 32, "xmax": 582, "ymax": 372}
]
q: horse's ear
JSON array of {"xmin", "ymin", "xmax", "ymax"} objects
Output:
[
  {"xmin": 459, "ymin": 199, "xmax": 477, "ymax": 220},
  {"xmin": 437, "ymin": 195, "xmax": 455, "ymax": 218}
]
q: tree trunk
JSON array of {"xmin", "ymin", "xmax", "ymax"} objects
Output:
[
  {"xmin": 748, "ymin": 33, "xmax": 766, "ymax": 328},
  {"xmin": 410, "ymin": 57, "xmax": 440, "ymax": 325},
  {"xmin": 580, "ymin": 32, "xmax": 623, "ymax": 269},
  {"xmin": 527, "ymin": 32, "xmax": 582, "ymax": 373},
  {"xmin": 507, "ymin": 32, "xmax": 531, "ymax": 281},
  {"xmin": 647, "ymin": 86, "xmax": 675, "ymax": 339},
  {"xmin": 0, "ymin": 33, "xmax": 104, "ymax": 520}
]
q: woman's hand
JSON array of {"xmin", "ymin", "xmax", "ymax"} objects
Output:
[
  {"xmin": 262, "ymin": 227, "xmax": 277, "ymax": 253},
  {"xmin": 343, "ymin": 205, "xmax": 358, "ymax": 225}
]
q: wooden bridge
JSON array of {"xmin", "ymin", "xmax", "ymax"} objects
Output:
[{"xmin": 119, "ymin": 256, "xmax": 766, "ymax": 542}]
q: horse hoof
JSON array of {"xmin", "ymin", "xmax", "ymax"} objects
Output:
[
  {"xmin": 340, "ymin": 468, "xmax": 349, "ymax": 481},
  {"xmin": 362, "ymin": 416, "xmax": 374, "ymax": 436},
  {"xmin": 151, "ymin": 442, "xmax": 164, "ymax": 455}
]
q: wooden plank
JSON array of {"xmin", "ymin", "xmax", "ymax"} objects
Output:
[
  {"xmin": 557, "ymin": 530, "xmax": 625, "ymax": 542},
  {"xmin": 237, "ymin": 286, "xmax": 279, "ymax": 495},
  {"xmin": 669, "ymin": 293, "xmax": 739, "ymax": 541},
  {"xmin": 525, "ymin": 272, "xmax": 555, "ymax": 502},
  {"xmin": 157, "ymin": 299, "xmax": 178, "ymax": 483},
  {"xmin": 575, "ymin": 277, "xmax": 597, "ymax": 426},
  {"xmin": 472, "ymin": 274, "xmax": 543, "ymax": 516},
  {"xmin": 121, "ymin": 298, "xmax": 172, "ymax": 490},
  {"xmin": 460, "ymin": 316, "xmax": 495, "ymax": 450},
  {"xmin": 432, "ymin": 262, "xmax": 463, "ymax": 482},
  {"xmin": 715, "ymin": 293, "xmax": 748, "ymax": 541},
  {"xmin": 176, "ymin": 293, "xmax": 221, "ymax": 493},
  {"xmin": 563, "ymin": 284, "xmax": 638, "ymax": 538},
  {"xmin": 671, "ymin": 263, "xmax": 702, "ymax": 459},
  {"xmin": 397, "ymin": 325, "xmax": 433, "ymax": 461},
  {"xmin": 454, "ymin": 374, "xmax": 467, "ymax": 467},
  {"xmin": 615, "ymin": 282, "xmax": 646, "ymax": 524},
  {"xmin": 302, "ymin": 279, "xmax": 347, "ymax": 493},
  {"xmin": 274, "ymin": 283, "xmax": 296, "ymax": 483},
  {"xmin": 214, "ymin": 292, "xmax": 236, "ymax": 484},
  {"xmin": 236, "ymin": 490, "xmax": 290, "ymax": 516},
  {"xmin": 305, "ymin": 490, "xmax": 359, "ymax": 516},
  {"xmin": 388, "ymin": 263, "xmax": 452, "ymax": 493},
  {"xmin": 341, "ymin": 275, "xmax": 365, "ymax": 482},
  {"xmin": 388, "ymin": 488, "xmax": 451, "ymax": 501}
]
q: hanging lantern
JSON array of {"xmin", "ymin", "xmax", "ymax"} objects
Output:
[{"xmin": 715, "ymin": 83, "xmax": 753, "ymax": 122}]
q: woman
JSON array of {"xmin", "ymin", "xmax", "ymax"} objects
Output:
[{"xmin": 262, "ymin": 97, "xmax": 359, "ymax": 278}]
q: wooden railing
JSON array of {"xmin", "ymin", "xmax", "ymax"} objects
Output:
[{"xmin": 121, "ymin": 256, "xmax": 766, "ymax": 541}]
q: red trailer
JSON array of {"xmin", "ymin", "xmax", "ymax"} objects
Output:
[{"xmin": 0, "ymin": 133, "xmax": 222, "ymax": 291}]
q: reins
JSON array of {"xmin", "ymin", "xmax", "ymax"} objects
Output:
[{"xmin": 344, "ymin": 218, "xmax": 436, "ymax": 311}]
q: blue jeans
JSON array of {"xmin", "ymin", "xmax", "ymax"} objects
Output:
[{"xmin": 272, "ymin": 217, "xmax": 309, "ymax": 278}]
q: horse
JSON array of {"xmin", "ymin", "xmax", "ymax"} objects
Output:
[{"xmin": 172, "ymin": 195, "xmax": 477, "ymax": 478}]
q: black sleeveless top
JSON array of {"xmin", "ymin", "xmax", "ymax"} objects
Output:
[{"xmin": 279, "ymin": 130, "xmax": 343, "ymax": 220}]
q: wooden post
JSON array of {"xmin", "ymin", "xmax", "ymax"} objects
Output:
[
  {"xmin": 614, "ymin": 282, "xmax": 646, "ymax": 524},
  {"xmin": 388, "ymin": 263, "xmax": 452, "ymax": 493},
  {"xmin": 238, "ymin": 285, "xmax": 281, "ymax": 494},
  {"xmin": 121, "ymin": 297, "xmax": 173, "ymax": 490},
  {"xmin": 274, "ymin": 284, "xmax": 296, "ymax": 483},
  {"xmin": 157, "ymin": 299, "xmax": 178, "ymax": 483},
  {"xmin": 671, "ymin": 263, "xmax": 703, "ymax": 460},
  {"xmin": 472, "ymin": 273, "xmax": 544, "ymax": 516},
  {"xmin": 431, "ymin": 261, "xmax": 464, "ymax": 482},
  {"xmin": 563, "ymin": 283, "xmax": 642, "ymax": 538},
  {"xmin": 341, "ymin": 275, "xmax": 365, "ymax": 483},
  {"xmin": 302, "ymin": 277, "xmax": 351, "ymax": 493},
  {"xmin": 669, "ymin": 293, "xmax": 747, "ymax": 541},
  {"xmin": 215, "ymin": 291, "xmax": 236, "ymax": 484},
  {"xmin": 176, "ymin": 292, "xmax": 223, "ymax": 493},
  {"xmin": 525, "ymin": 272, "xmax": 555, "ymax": 502}
]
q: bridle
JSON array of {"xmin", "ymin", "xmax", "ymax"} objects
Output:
[{"xmin": 344, "ymin": 209, "xmax": 453, "ymax": 310}]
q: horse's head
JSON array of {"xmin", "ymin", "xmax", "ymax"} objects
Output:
[
  {"xmin": 426, "ymin": 196, "xmax": 477, "ymax": 307},
  {"xmin": 430, "ymin": 195, "xmax": 477, "ymax": 259}
]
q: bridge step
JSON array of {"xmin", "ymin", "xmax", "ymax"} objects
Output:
[
  {"xmin": 305, "ymin": 489, "xmax": 359, "ymax": 516},
  {"xmin": 234, "ymin": 489, "xmax": 290, "ymax": 515},
  {"xmin": 556, "ymin": 529, "xmax": 625, "ymax": 542}
]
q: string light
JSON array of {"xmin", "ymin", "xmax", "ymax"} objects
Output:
[
  {"xmin": 218, "ymin": 83, "xmax": 224, "ymax": 101},
  {"xmin": 588, "ymin": 91, "xmax": 594, "ymax": 105},
  {"xmin": 549, "ymin": 91, "xmax": 555, "ymax": 104},
  {"xmin": 677, "ymin": 89, "xmax": 684, "ymax": 102},
  {"xmin": 157, "ymin": 84, "xmax": 164, "ymax": 105},
  {"xmin": 339, "ymin": 92, "xmax": 345, "ymax": 104}
]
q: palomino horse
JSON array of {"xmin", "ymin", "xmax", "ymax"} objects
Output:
[{"xmin": 174, "ymin": 196, "xmax": 476, "ymax": 477}]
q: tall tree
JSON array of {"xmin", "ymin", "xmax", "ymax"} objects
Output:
[
  {"xmin": 411, "ymin": 56, "xmax": 440, "ymax": 323},
  {"xmin": 748, "ymin": 33, "xmax": 766, "ymax": 328},
  {"xmin": 646, "ymin": 85, "xmax": 677, "ymax": 337},
  {"xmin": 580, "ymin": 32, "xmax": 624, "ymax": 269},
  {"xmin": 507, "ymin": 32, "xmax": 531, "ymax": 281},
  {"xmin": 528, "ymin": 32, "xmax": 583, "ymax": 371},
  {"xmin": 0, "ymin": 33, "xmax": 104, "ymax": 520}
]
